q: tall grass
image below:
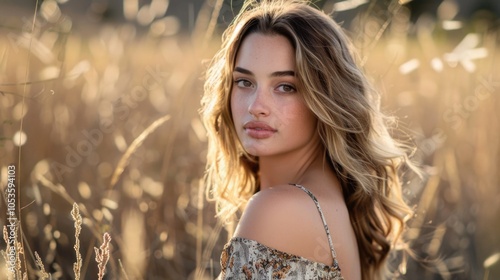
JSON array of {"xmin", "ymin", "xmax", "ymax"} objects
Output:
[{"xmin": 0, "ymin": 0, "xmax": 498, "ymax": 279}]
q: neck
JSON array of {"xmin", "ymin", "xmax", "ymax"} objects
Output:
[{"xmin": 258, "ymin": 141, "xmax": 326, "ymax": 189}]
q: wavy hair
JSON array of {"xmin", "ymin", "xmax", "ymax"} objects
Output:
[{"xmin": 200, "ymin": 1, "xmax": 418, "ymax": 279}]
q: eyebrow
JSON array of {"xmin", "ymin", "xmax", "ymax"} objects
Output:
[{"xmin": 234, "ymin": 66, "xmax": 295, "ymax": 77}]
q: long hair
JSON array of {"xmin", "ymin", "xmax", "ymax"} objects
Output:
[{"xmin": 200, "ymin": 1, "xmax": 417, "ymax": 279}]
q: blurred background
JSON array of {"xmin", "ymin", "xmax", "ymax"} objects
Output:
[{"xmin": 0, "ymin": 0, "xmax": 498, "ymax": 279}]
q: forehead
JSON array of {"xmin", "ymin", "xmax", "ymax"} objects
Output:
[{"xmin": 234, "ymin": 33, "xmax": 296, "ymax": 71}]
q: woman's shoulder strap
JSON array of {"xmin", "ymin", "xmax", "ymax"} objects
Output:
[{"xmin": 290, "ymin": 183, "xmax": 339, "ymax": 266}]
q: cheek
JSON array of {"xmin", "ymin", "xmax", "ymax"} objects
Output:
[
  {"xmin": 230, "ymin": 91, "xmax": 239, "ymax": 120},
  {"xmin": 231, "ymin": 91, "xmax": 249, "ymax": 118},
  {"xmin": 286, "ymin": 103, "xmax": 316, "ymax": 129}
]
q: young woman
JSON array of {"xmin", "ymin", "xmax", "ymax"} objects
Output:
[{"xmin": 201, "ymin": 1, "xmax": 417, "ymax": 279}]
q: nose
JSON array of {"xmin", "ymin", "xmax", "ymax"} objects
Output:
[{"xmin": 248, "ymin": 87, "xmax": 270, "ymax": 117}]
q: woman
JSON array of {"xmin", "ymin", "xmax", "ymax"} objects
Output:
[{"xmin": 201, "ymin": 1, "xmax": 417, "ymax": 279}]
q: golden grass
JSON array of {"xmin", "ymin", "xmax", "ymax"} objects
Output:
[
  {"xmin": 95, "ymin": 232, "xmax": 111, "ymax": 280},
  {"xmin": 34, "ymin": 252, "xmax": 48, "ymax": 280},
  {"xmin": 109, "ymin": 114, "xmax": 171, "ymax": 188},
  {"xmin": 71, "ymin": 203, "xmax": 82, "ymax": 279},
  {"xmin": 0, "ymin": 1, "xmax": 498, "ymax": 279}
]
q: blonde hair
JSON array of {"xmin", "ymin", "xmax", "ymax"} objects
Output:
[{"xmin": 200, "ymin": 1, "xmax": 417, "ymax": 279}]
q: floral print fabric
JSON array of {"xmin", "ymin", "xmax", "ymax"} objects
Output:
[{"xmin": 218, "ymin": 237, "xmax": 343, "ymax": 280}]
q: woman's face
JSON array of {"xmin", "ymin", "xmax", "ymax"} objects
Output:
[{"xmin": 231, "ymin": 33, "xmax": 319, "ymax": 158}]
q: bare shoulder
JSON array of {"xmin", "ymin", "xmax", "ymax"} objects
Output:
[
  {"xmin": 234, "ymin": 184, "xmax": 360, "ymax": 279},
  {"xmin": 234, "ymin": 184, "xmax": 307, "ymax": 238},
  {"xmin": 234, "ymin": 185, "xmax": 341, "ymax": 263},
  {"xmin": 235, "ymin": 185, "xmax": 309, "ymax": 233}
]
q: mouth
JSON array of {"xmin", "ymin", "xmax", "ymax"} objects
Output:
[{"xmin": 243, "ymin": 121, "xmax": 277, "ymax": 139}]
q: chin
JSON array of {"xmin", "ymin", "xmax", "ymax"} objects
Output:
[
  {"xmin": 242, "ymin": 143, "xmax": 272, "ymax": 157},
  {"xmin": 244, "ymin": 150, "xmax": 259, "ymax": 157},
  {"xmin": 242, "ymin": 147, "xmax": 261, "ymax": 157}
]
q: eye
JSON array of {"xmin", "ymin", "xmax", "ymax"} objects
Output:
[
  {"xmin": 276, "ymin": 84, "xmax": 296, "ymax": 93},
  {"xmin": 234, "ymin": 79, "xmax": 254, "ymax": 88}
]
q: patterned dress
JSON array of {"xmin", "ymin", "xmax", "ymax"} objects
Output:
[{"xmin": 217, "ymin": 184, "xmax": 344, "ymax": 280}]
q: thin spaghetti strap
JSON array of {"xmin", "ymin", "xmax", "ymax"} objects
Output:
[{"xmin": 291, "ymin": 183, "xmax": 339, "ymax": 268}]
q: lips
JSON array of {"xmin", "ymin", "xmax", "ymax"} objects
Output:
[{"xmin": 243, "ymin": 121, "xmax": 277, "ymax": 139}]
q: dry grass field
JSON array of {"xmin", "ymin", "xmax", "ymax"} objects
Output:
[{"xmin": 0, "ymin": 0, "xmax": 499, "ymax": 279}]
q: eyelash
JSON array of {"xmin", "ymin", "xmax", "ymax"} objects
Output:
[
  {"xmin": 276, "ymin": 83, "xmax": 296, "ymax": 93},
  {"xmin": 234, "ymin": 79, "xmax": 296, "ymax": 93},
  {"xmin": 234, "ymin": 79, "xmax": 253, "ymax": 88}
]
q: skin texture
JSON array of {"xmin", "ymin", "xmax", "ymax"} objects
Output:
[
  {"xmin": 231, "ymin": 33, "xmax": 361, "ymax": 280},
  {"xmin": 231, "ymin": 33, "xmax": 318, "ymax": 165}
]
